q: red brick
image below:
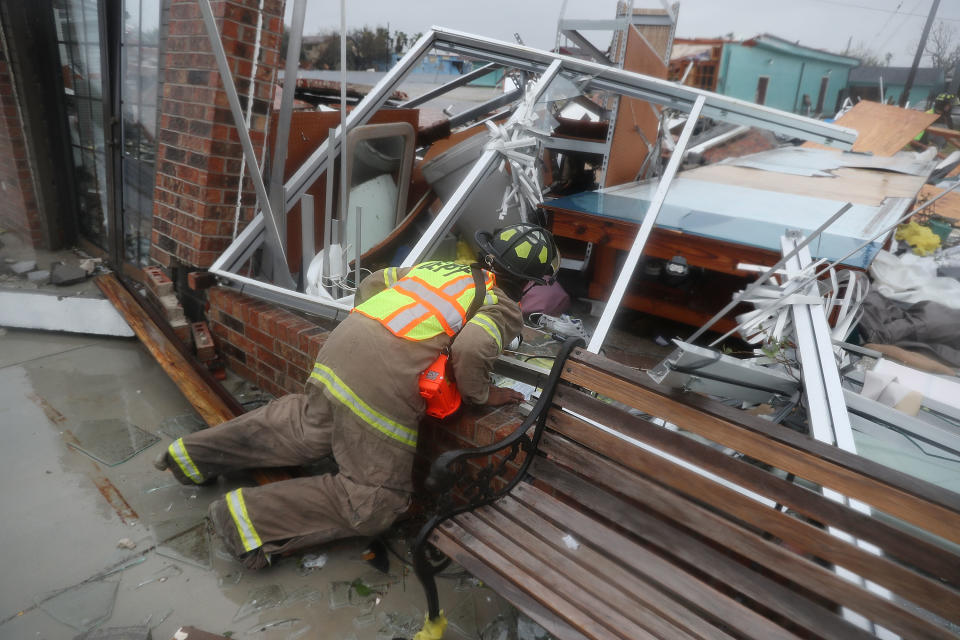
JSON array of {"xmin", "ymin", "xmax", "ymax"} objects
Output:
[
  {"xmin": 246, "ymin": 325, "xmax": 275, "ymax": 351},
  {"xmin": 192, "ymin": 322, "xmax": 216, "ymax": 361},
  {"xmin": 256, "ymin": 345, "xmax": 285, "ymax": 373}
]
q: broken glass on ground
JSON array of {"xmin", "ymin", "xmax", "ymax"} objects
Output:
[
  {"xmin": 282, "ymin": 586, "xmax": 324, "ymax": 607},
  {"xmin": 35, "ymin": 579, "xmax": 118, "ymax": 632},
  {"xmin": 153, "ymin": 516, "xmax": 211, "ymax": 569},
  {"xmin": 73, "ymin": 625, "xmax": 151, "ymax": 640},
  {"xmin": 447, "ymin": 591, "xmax": 479, "ymax": 638},
  {"xmin": 329, "ymin": 581, "xmax": 352, "ymax": 610},
  {"xmin": 352, "ymin": 611, "xmax": 377, "ymax": 629},
  {"xmin": 158, "ymin": 413, "xmax": 205, "ymax": 440},
  {"xmin": 245, "ymin": 617, "xmax": 302, "ymax": 633},
  {"xmin": 516, "ymin": 612, "xmax": 554, "ymax": 640},
  {"xmin": 479, "ymin": 613, "xmax": 513, "ymax": 640},
  {"xmin": 233, "ymin": 584, "xmax": 285, "ymax": 621},
  {"xmin": 376, "ymin": 609, "xmax": 423, "ymax": 640},
  {"xmin": 68, "ymin": 418, "xmax": 160, "ymax": 466},
  {"xmin": 141, "ymin": 608, "xmax": 174, "ymax": 630},
  {"xmin": 135, "ymin": 564, "xmax": 182, "ymax": 589}
]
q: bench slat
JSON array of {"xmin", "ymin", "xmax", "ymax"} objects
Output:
[
  {"xmin": 553, "ymin": 385, "xmax": 960, "ymax": 587},
  {"xmin": 561, "ymin": 357, "xmax": 960, "ymax": 545},
  {"xmin": 511, "ymin": 481, "xmax": 808, "ymax": 640},
  {"xmin": 429, "ymin": 524, "xmax": 592, "ymax": 640},
  {"xmin": 545, "ymin": 407, "xmax": 960, "ymax": 625},
  {"xmin": 469, "ymin": 506, "xmax": 702, "ymax": 640},
  {"xmin": 435, "ymin": 518, "xmax": 647, "ymax": 640},
  {"xmin": 534, "ymin": 449, "xmax": 953, "ymax": 640},
  {"xmin": 493, "ymin": 495, "xmax": 739, "ymax": 640}
]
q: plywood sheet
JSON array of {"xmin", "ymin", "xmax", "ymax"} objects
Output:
[
  {"xmin": 604, "ymin": 26, "xmax": 666, "ymax": 187},
  {"xmin": 804, "ymin": 101, "xmax": 938, "ymax": 156},
  {"xmin": 915, "ymin": 184, "xmax": 960, "ymax": 222},
  {"xmin": 685, "ymin": 164, "xmax": 927, "ymax": 206}
]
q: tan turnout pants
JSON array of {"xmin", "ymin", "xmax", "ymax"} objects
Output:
[{"xmin": 166, "ymin": 388, "xmax": 411, "ymax": 561}]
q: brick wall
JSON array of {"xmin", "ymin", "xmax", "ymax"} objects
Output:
[
  {"xmin": 207, "ymin": 286, "xmax": 329, "ymax": 398},
  {"xmin": 151, "ymin": 0, "xmax": 284, "ymax": 268},
  {"xmin": 0, "ymin": 32, "xmax": 42, "ymax": 247}
]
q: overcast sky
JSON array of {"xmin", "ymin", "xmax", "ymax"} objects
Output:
[{"xmin": 288, "ymin": 0, "xmax": 960, "ymax": 67}]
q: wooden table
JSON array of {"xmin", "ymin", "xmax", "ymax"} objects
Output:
[{"xmin": 544, "ymin": 203, "xmax": 784, "ymax": 333}]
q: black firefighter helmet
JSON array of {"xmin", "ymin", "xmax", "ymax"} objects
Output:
[{"xmin": 476, "ymin": 224, "xmax": 561, "ymax": 286}]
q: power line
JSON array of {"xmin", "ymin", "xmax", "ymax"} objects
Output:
[{"xmin": 806, "ymin": 0, "xmax": 960, "ymax": 22}]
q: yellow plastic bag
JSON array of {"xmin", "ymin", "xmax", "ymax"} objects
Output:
[
  {"xmin": 895, "ymin": 221, "xmax": 941, "ymax": 256},
  {"xmin": 413, "ymin": 612, "xmax": 448, "ymax": 640}
]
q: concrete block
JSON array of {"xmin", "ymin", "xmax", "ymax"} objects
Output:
[
  {"xmin": 143, "ymin": 266, "xmax": 174, "ymax": 298},
  {"xmin": 27, "ymin": 269, "xmax": 50, "ymax": 282},
  {"xmin": 158, "ymin": 294, "xmax": 187, "ymax": 324},
  {"xmin": 51, "ymin": 262, "xmax": 89, "ymax": 286},
  {"xmin": 171, "ymin": 318, "xmax": 192, "ymax": 345},
  {"xmin": 10, "ymin": 260, "xmax": 36, "ymax": 274}
]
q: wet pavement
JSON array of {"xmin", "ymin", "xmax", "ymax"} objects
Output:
[{"xmin": 0, "ymin": 328, "xmax": 538, "ymax": 640}]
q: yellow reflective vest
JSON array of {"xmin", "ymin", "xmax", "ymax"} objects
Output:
[{"xmin": 353, "ymin": 261, "xmax": 496, "ymax": 341}]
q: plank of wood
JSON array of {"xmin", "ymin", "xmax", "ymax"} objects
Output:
[
  {"xmin": 432, "ymin": 520, "xmax": 627, "ymax": 640},
  {"xmin": 95, "ymin": 274, "xmax": 288, "ymax": 485},
  {"xmin": 511, "ymin": 481, "xmax": 805, "ymax": 640},
  {"xmin": 684, "ymin": 164, "xmax": 926, "ymax": 206},
  {"xmin": 472, "ymin": 506, "xmax": 701, "ymax": 640},
  {"xmin": 533, "ymin": 451, "xmax": 953, "ymax": 640},
  {"xmin": 926, "ymin": 125, "xmax": 960, "ymax": 145},
  {"xmin": 552, "ymin": 386, "xmax": 960, "ymax": 588},
  {"xmin": 564, "ymin": 350, "xmax": 960, "ymax": 544},
  {"xmin": 544, "ymin": 411, "xmax": 960, "ymax": 625},
  {"xmin": 803, "ymin": 101, "xmax": 939, "ymax": 156},
  {"xmin": 455, "ymin": 511, "xmax": 660, "ymax": 640},
  {"xmin": 493, "ymin": 496, "xmax": 737, "ymax": 640},
  {"xmin": 604, "ymin": 26, "xmax": 664, "ymax": 188},
  {"xmin": 915, "ymin": 184, "xmax": 960, "ymax": 223}
]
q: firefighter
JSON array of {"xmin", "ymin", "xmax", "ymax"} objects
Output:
[{"xmin": 154, "ymin": 223, "xmax": 561, "ymax": 569}]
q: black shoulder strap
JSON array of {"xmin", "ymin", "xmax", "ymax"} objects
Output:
[{"xmin": 464, "ymin": 263, "xmax": 487, "ymax": 323}]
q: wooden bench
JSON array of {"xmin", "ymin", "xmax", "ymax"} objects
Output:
[{"xmin": 412, "ymin": 339, "xmax": 960, "ymax": 639}]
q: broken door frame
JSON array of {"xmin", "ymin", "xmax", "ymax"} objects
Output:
[{"xmin": 205, "ymin": 23, "xmax": 856, "ymax": 327}]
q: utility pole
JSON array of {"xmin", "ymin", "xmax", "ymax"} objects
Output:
[{"xmin": 900, "ymin": 0, "xmax": 940, "ymax": 107}]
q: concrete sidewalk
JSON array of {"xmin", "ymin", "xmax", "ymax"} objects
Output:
[{"xmin": 0, "ymin": 328, "xmax": 525, "ymax": 640}]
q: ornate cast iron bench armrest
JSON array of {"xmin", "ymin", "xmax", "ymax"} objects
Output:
[{"xmin": 413, "ymin": 337, "xmax": 584, "ymax": 626}]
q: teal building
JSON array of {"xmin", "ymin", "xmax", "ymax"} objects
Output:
[{"xmin": 674, "ymin": 35, "xmax": 860, "ymax": 116}]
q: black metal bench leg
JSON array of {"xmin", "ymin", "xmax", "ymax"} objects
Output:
[{"xmin": 413, "ymin": 516, "xmax": 444, "ymax": 621}]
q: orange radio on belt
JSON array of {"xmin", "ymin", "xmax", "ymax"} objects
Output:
[{"xmin": 418, "ymin": 353, "xmax": 461, "ymax": 419}]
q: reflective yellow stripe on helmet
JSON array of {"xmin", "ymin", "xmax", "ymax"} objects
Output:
[
  {"xmin": 383, "ymin": 267, "xmax": 399, "ymax": 288},
  {"xmin": 310, "ymin": 364, "xmax": 418, "ymax": 448},
  {"xmin": 225, "ymin": 488, "xmax": 262, "ymax": 552},
  {"xmin": 469, "ymin": 313, "xmax": 502, "ymax": 351},
  {"xmin": 168, "ymin": 437, "xmax": 203, "ymax": 484}
]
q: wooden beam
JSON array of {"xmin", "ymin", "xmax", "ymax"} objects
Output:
[{"xmin": 95, "ymin": 273, "xmax": 289, "ymax": 485}]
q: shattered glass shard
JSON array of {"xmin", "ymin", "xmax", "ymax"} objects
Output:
[
  {"xmin": 158, "ymin": 413, "xmax": 205, "ymax": 440},
  {"xmin": 68, "ymin": 418, "xmax": 160, "ymax": 466},
  {"xmin": 35, "ymin": 580, "xmax": 119, "ymax": 632},
  {"xmin": 282, "ymin": 586, "xmax": 325, "ymax": 607},
  {"xmin": 153, "ymin": 517, "xmax": 211, "ymax": 569},
  {"xmin": 329, "ymin": 581, "xmax": 352, "ymax": 610},
  {"xmin": 447, "ymin": 592, "xmax": 479, "ymax": 637},
  {"xmin": 516, "ymin": 612, "xmax": 553, "ymax": 640},
  {"xmin": 233, "ymin": 584, "xmax": 285, "ymax": 621},
  {"xmin": 376, "ymin": 609, "xmax": 422, "ymax": 640}
]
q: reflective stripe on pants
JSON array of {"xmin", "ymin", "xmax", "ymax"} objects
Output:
[
  {"xmin": 168, "ymin": 437, "xmax": 204, "ymax": 484},
  {"xmin": 226, "ymin": 488, "xmax": 263, "ymax": 552},
  {"xmin": 310, "ymin": 364, "xmax": 418, "ymax": 448}
]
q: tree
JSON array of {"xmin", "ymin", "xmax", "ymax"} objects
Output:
[
  {"xmin": 924, "ymin": 20, "xmax": 960, "ymax": 72},
  {"xmin": 393, "ymin": 30, "xmax": 409, "ymax": 55},
  {"xmin": 847, "ymin": 41, "xmax": 888, "ymax": 67}
]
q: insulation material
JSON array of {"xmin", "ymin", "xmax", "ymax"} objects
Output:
[{"xmin": 803, "ymin": 101, "xmax": 938, "ymax": 156}]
